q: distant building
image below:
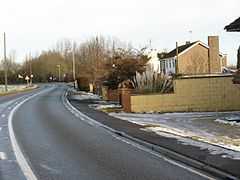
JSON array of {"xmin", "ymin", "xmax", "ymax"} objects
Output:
[
  {"xmin": 145, "ymin": 49, "xmax": 161, "ymax": 73},
  {"xmin": 158, "ymin": 36, "xmax": 227, "ymax": 75}
]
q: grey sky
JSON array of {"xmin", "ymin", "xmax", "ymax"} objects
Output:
[{"xmin": 0, "ymin": 0, "xmax": 239, "ymax": 65}]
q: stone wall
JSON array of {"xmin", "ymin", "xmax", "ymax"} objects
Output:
[{"xmin": 130, "ymin": 75, "xmax": 240, "ymax": 113}]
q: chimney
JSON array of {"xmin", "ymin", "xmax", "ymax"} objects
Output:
[
  {"xmin": 208, "ymin": 36, "xmax": 221, "ymax": 73},
  {"xmin": 185, "ymin": 41, "xmax": 191, "ymax": 45}
]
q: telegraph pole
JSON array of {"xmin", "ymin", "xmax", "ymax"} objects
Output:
[
  {"xmin": 3, "ymin": 32, "xmax": 8, "ymax": 92},
  {"xmin": 176, "ymin": 42, "xmax": 179, "ymax": 75},
  {"xmin": 57, "ymin": 64, "xmax": 61, "ymax": 82},
  {"xmin": 29, "ymin": 53, "xmax": 33, "ymax": 86}
]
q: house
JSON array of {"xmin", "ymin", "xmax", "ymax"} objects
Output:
[
  {"xmin": 233, "ymin": 69, "xmax": 240, "ymax": 84},
  {"xmin": 225, "ymin": 17, "xmax": 240, "ymax": 84},
  {"xmin": 225, "ymin": 17, "xmax": 240, "ymax": 69},
  {"xmin": 225, "ymin": 17, "xmax": 240, "ymax": 32},
  {"xmin": 158, "ymin": 36, "xmax": 227, "ymax": 75},
  {"xmin": 144, "ymin": 49, "xmax": 161, "ymax": 73}
]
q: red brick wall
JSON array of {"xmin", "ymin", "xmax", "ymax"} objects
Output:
[
  {"xmin": 107, "ymin": 89, "xmax": 119, "ymax": 101},
  {"xmin": 119, "ymin": 88, "xmax": 132, "ymax": 112}
]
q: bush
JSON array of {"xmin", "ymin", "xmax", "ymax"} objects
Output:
[
  {"xmin": 76, "ymin": 77, "xmax": 90, "ymax": 91},
  {"xmin": 134, "ymin": 71, "xmax": 173, "ymax": 94}
]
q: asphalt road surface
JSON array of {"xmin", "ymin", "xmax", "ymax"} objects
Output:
[{"xmin": 11, "ymin": 84, "xmax": 213, "ymax": 180}]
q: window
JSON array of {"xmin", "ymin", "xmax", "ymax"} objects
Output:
[{"xmin": 173, "ymin": 59, "xmax": 175, "ymax": 67}]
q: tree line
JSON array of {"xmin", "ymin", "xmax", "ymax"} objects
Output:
[{"xmin": 0, "ymin": 36, "xmax": 149, "ymax": 90}]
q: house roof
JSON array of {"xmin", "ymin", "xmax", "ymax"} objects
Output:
[
  {"xmin": 225, "ymin": 17, "xmax": 240, "ymax": 32},
  {"xmin": 160, "ymin": 41, "xmax": 197, "ymax": 59},
  {"xmin": 159, "ymin": 41, "xmax": 225, "ymax": 60}
]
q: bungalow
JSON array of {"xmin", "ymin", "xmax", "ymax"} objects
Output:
[{"xmin": 158, "ymin": 36, "xmax": 227, "ymax": 75}]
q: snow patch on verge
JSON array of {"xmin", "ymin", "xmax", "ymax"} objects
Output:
[
  {"xmin": 215, "ymin": 119, "xmax": 240, "ymax": 126},
  {"xmin": 89, "ymin": 104, "xmax": 122, "ymax": 110},
  {"xmin": 143, "ymin": 127, "xmax": 240, "ymax": 160},
  {"xmin": 70, "ymin": 92, "xmax": 100, "ymax": 101},
  {"xmin": 110, "ymin": 112, "xmax": 240, "ymax": 160}
]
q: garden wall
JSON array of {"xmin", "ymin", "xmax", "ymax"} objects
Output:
[
  {"xmin": 101, "ymin": 86, "xmax": 119, "ymax": 101},
  {"xmin": 129, "ymin": 75, "xmax": 240, "ymax": 113}
]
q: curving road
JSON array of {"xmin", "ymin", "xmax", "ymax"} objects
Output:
[
  {"xmin": 11, "ymin": 84, "xmax": 212, "ymax": 180},
  {"xmin": 0, "ymin": 84, "xmax": 50, "ymax": 180}
]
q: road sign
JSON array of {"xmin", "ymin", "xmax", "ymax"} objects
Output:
[
  {"xmin": 25, "ymin": 76, "xmax": 30, "ymax": 80},
  {"xmin": 18, "ymin": 74, "xmax": 23, "ymax": 79}
]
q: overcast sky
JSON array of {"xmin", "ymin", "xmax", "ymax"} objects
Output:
[{"xmin": 0, "ymin": 0, "xmax": 239, "ymax": 65}]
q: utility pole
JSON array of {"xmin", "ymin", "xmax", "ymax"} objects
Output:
[
  {"xmin": 57, "ymin": 64, "xmax": 61, "ymax": 82},
  {"xmin": 72, "ymin": 41, "xmax": 76, "ymax": 87},
  {"xmin": 29, "ymin": 53, "xmax": 33, "ymax": 86},
  {"xmin": 176, "ymin": 42, "xmax": 179, "ymax": 75},
  {"xmin": 3, "ymin": 32, "xmax": 8, "ymax": 92}
]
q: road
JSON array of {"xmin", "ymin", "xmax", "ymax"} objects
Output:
[
  {"xmin": 0, "ymin": 84, "xmax": 48, "ymax": 180},
  {"xmin": 10, "ymin": 84, "xmax": 213, "ymax": 180}
]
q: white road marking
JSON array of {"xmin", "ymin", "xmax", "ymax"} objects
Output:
[
  {"xmin": 40, "ymin": 164, "xmax": 60, "ymax": 174},
  {"xmin": 0, "ymin": 152, "xmax": 7, "ymax": 160},
  {"xmin": 1, "ymin": 114, "xmax": 6, "ymax": 118}
]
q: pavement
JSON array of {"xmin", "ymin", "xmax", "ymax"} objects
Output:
[
  {"xmin": 10, "ymin": 84, "xmax": 212, "ymax": 180},
  {"xmin": 68, "ymin": 91, "xmax": 240, "ymax": 179}
]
